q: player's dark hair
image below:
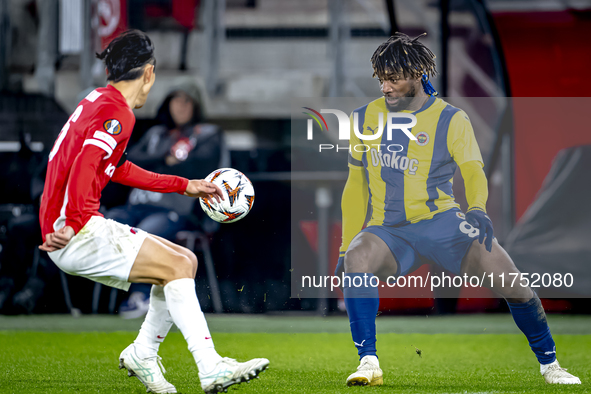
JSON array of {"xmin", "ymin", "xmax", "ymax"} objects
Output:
[
  {"xmin": 96, "ymin": 29, "xmax": 156, "ymax": 82},
  {"xmin": 371, "ymin": 32, "xmax": 437, "ymax": 80}
]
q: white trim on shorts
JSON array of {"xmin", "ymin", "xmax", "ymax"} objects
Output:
[{"xmin": 47, "ymin": 216, "xmax": 148, "ymax": 291}]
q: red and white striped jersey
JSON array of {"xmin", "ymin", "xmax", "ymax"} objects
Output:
[{"xmin": 40, "ymin": 85, "xmax": 188, "ymax": 241}]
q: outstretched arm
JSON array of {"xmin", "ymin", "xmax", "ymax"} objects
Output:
[
  {"xmin": 112, "ymin": 160, "xmax": 223, "ymax": 202},
  {"xmin": 112, "ymin": 160, "xmax": 188, "ymax": 194}
]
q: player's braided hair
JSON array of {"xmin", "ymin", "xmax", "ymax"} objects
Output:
[
  {"xmin": 96, "ymin": 29, "xmax": 156, "ymax": 82},
  {"xmin": 371, "ymin": 32, "xmax": 437, "ymax": 81}
]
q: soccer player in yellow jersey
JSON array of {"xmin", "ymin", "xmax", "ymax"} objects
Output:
[{"xmin": 337, "ymin": 33, "xmax": 580, "ymax": 386}]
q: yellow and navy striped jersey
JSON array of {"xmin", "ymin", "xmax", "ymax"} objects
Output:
[{"xmin": 348, "ymin": 96, "xmax": 483, "ymax": 227}]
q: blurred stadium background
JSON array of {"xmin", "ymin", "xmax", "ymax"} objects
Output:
[{"xmin": 0, "ymin": 0, "xmax": 590, "ymax": 319}]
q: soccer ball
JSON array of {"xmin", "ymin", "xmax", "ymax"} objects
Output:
[{"xmin": 199, "ymin": 168, "xmax": 255, "ymax": 223}]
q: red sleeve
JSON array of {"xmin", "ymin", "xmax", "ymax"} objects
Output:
[
  {"xmin": 112, "ymin": 160, "xmax": 189, "ymax": 194},
  {"xmin": 64, "ymin": 145, "xmax": 105, "ymax": 234}
]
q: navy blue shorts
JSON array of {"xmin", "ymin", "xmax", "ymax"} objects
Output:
[{"xmin": 336, "ymin": 208, "xmax": 479, "ymax": 277}]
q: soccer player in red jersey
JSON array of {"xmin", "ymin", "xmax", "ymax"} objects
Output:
[{"xmin": 39, "ymin": 30, "xmax": 268, "ymax": 394}]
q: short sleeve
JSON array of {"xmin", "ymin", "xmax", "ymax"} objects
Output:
[
  {"xmin": 82, "ymin": 104, "xmax": 134, "ymax": 159},
  {"xmin": 348, "ymin": 110, "xmax": 364, "ymax": 169},
  {"xmin": 448, "ymin": 110, "xmax": 483, "ymax": 167}
]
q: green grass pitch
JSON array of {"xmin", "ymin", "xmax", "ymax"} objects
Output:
[{"xmin": 0, "ymin": 314, "xmax": 590, "ymax": 393}]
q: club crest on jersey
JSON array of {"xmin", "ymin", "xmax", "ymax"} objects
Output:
[
  {"xmin": 415, "ymin": 132, "xmax": 429, "ymax": 146},
  {"xmin": 456, "ymin": 212, "xmax": 465, "ymax": 220},
  {"xmin": 103, "ymin": 119, "xmax": 122, "ymax": 135}
]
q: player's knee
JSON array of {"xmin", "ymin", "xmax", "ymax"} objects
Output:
[
  {"xmin": 164, "ymin": 254, "xmax": 194, "ymax": 284},
  {"xmin": 344, "ymin": 247, "xmax": 369, "ymax": 273},
  {"xmin": 185, "ymin": 249, "xmax": 198, "ymax": 277}
]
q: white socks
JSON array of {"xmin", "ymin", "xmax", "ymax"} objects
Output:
[
  {"xmin": 540, "ymin": 359, "xmax": 559, "ymax": 375},
  {"xmin": 134, "ymin": 285, "xmax": 173, "ymax": 359},
  {"xmin": 163, "ymin": 278, "xmax": 222, "ymax": 374},
  {"xmin": 362, "ymin": 355, "xmax": 380, "ymax": 367},
  {"xmin": 133, "ymin": 280, "xmax": 223, "ymax": 374}
]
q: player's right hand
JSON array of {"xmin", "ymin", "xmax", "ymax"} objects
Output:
[
  {"xmin": 39, "ymin": 226, "xmax": 75, "ymax": 253},
  {"xmin": 465, "ymin": 209, "xmax": 494, "ymax": 252},
  {"xmin": 184, "ymin": 179, "xmax": 224, "ymax": 203}
]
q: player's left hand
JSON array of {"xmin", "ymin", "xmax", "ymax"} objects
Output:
[
  {"xmin": 184, "ymin": 179, "xmax": 224, "ymax": 203},
  {"xmin": 39, "ymin": 226, "xmax": 75, "ymax": 253},
  {"xmin": 465, "ymin": 209, "xmax": 494, "ymax": 252}
]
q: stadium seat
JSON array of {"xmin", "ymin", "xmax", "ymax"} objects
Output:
[
  {"xmin": 0, "ymin": 203, "xmax": 79, "ymax": 316},
  {"xmin": 176, "ymin": 230, "xmax": 223, "ymax": 314},
  {"xmin": 92, "ymin": 282, "xmax": 119, "ymax": 315},
  {"xmin": 30, "ymin": 241, "xmax": 80, "ymax": 317}
]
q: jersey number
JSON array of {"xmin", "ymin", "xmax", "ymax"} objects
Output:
[
  {"xmin": 459, "ymin": 220, "xmax": 480, "ymax": 238},
  {"xmin": 49, "ymin": 105, "xmax": 83, "ymax": 162}
]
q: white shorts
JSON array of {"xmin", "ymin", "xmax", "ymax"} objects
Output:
[{"xmin": 48, "ymin": 216, "xmax": 149, "ymax": 291}]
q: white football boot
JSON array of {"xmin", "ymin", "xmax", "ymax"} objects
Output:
[
  {"xmin": 119, "ymin": 344, "xmax": 177, "ymax": 393},
  {"xmin": 541, "ymin": 360, "xmax": 581, "ymax": 384},
  {"xmin": 346, "ymin": 355, "xmax": 383, "ymax": 386},
  {"xmin": 199, "ymin": 357, "xmax": 269, "ymax": 393}
]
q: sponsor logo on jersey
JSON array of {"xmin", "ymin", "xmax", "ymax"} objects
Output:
[
  {"xmin": 103, "ymin": 119, "xmax": 122, "ymax": 135},
  {"xmin": 105, "ymin": 163, "xmax": 116, "ymax": 177},
  {"xmin": 369, "ymin": 148, "xmax": 419, "ymax": 175},
  {"xmin": 415, "ymin": 132, "xmax": 429, "ymax": 146},
  {"xmin": 130, "ymin": 227, "xmax": 139, "ymax": 234}
]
